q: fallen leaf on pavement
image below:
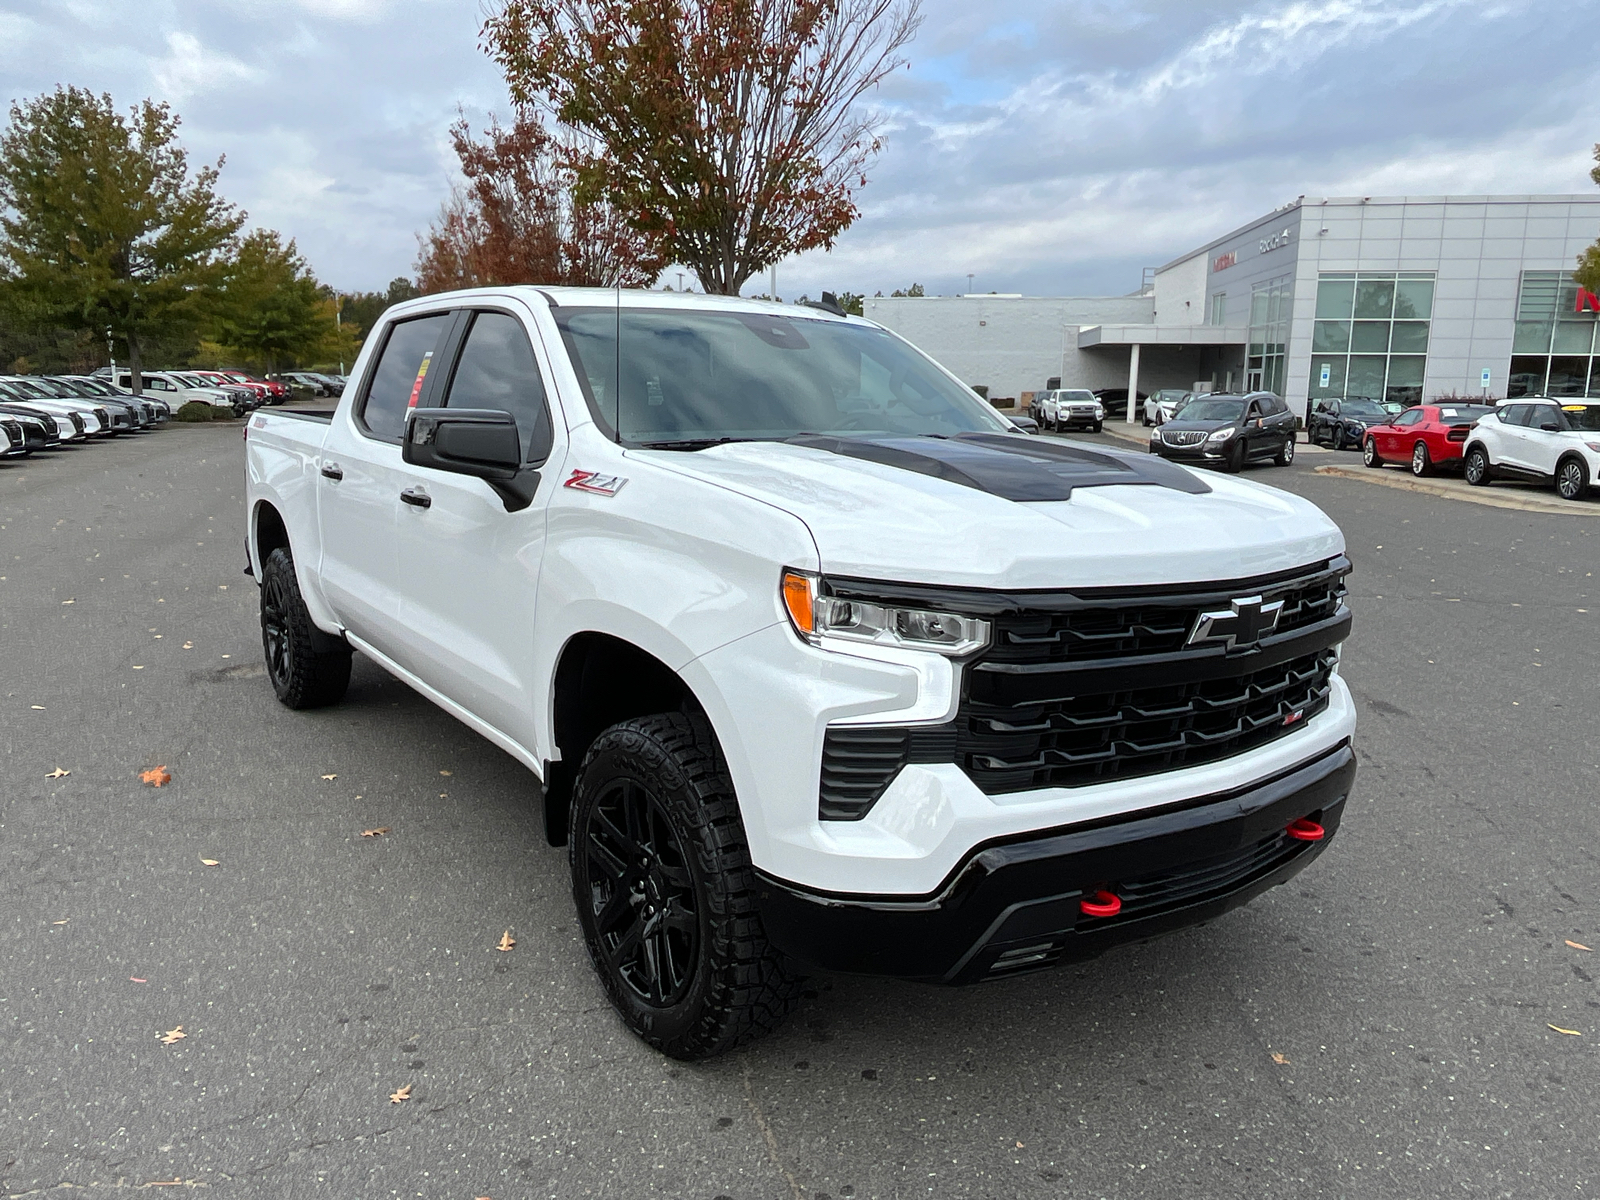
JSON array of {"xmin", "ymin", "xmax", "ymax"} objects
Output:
[
  {"xmin": 361, "ymin": 827, "xmax": 391, "ymax": 838},
  {"xmin": 46, "ymin": 768, "xmax": 70, "ymax": 778},
  {"xmin": 159, "ymin": 1026, "xmax": 186, "ymax": 1045},
  {"xmin": 1566, "ymin": 940, "xmax": 1592, "ymax": 952},
  {"xmin": 496, "ymin": 930, "xmax": 516, "ymax": 953},
  {"xmin": 389, "ymin": 1083, "xmax": 412, "ymax": 1104},
  {"xmin": 321, "ymin": 773, "xmax": 337, "ymax": 780},
  {"xmin": 1271, "ymin": 1052, "xmax": 1290, "ymax": 1065},
  {"xmin": 1548, "ymin": 1024, "xmax": 1582, "ymax": 1036},
  {"xmin": 141, "ymin": 766, "xmax": 172, "ymax": 787},
  {"xmin": 439, "ymin": 769, "xmax": 452, "ymax": 776},
  {"xmin": 182, "ymin": 641, "xmax": 193, "ymax": 649},
  {"xmin": 200, "ymin": 857, "xmax": 220, "ymax": 867}
]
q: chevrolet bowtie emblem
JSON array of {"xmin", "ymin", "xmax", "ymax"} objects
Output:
[{"xmin": 1187, "ymin": 595, "xmax": 1284, "ymax": 651}]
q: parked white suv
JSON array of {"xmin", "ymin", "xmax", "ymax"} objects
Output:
[
  {"xmin": 1463, "ymin": 397, "xmax": 1600, "ymax": 501},
  {"xmin": 244, "ymin": 287, "xmax": 1357, "ymax": 1058},
  {"xmin": 1040, "ymin": 388, "xmax": 1104, "ymax": 432}
]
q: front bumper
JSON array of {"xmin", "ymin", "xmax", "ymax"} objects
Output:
[
  {"xmin": 756, "ymin": 741, "xmax": 1355, "ymax": 983},
  {"xmin": 1153, "ymin": 439, "xmax": 1232, "ymax": 462}
]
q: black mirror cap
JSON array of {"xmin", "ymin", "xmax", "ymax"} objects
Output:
[
  {"xmin": 405, "ymin": 408, "xmax": 521, "ymax": 480},
  {"xmin": 1539, "ymin": 422, "xmax": 1561, "ymax": 432},
  {"xmin": 404, "ymin": 408, "xmax": 540, "ymax": 511}
]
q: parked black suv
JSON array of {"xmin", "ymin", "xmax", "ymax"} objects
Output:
[
  {"xmin": 1149, "ymin": 391, "xmax": 1296, "ymax": 471},
  {"xmin": 1307, "ymin": 396, "xmax": 1391, "ymax": 450}
]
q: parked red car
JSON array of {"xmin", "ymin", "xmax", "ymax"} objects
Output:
[
  {"xmin": 1362, "ymin": 402, "xmax": 1497, "ymax": 476},
  {"xmin": 219, "ymin": 370, "xmax": 289, "ymax": 404}
]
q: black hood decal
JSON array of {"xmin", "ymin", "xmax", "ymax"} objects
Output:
[{"xmin": 785, "ymin": 432, "xmax": 1212, "ymax": 502}]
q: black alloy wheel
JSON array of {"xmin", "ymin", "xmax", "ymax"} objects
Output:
[
  {"xmin": 1555, "ymin": 455, "xmax": 1590, "ymax": 501},
  {"xmin": 1362, "ymin": 437, "xmax": 1383, "ymax": 468},
  {"xmin": 1464, "ymin": 445, "xmax": 1491, "ymax": 486},
  {"xmin": 581, "ymin": 776, "xmax": 701, "ymax": 1008},
  {"xmin": 259, "ymin": 547, "xmax": 352, "ymax": 708},
  {"xmin": 569, "ymin": 713, "xmax": 801, "ymax": 1059},
  {"xmin": 1411, "ymin": 441, "xmax": 1432, "ymax": 477}
]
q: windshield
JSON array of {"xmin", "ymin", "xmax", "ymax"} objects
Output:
[
  {"xmin": 6, "ymin": 379, "xmax": 50, "ymax": 397},
  {"xmin": 1059, "ymin": 390, "xmax": 1096, "ymax": 403},
  {"xmin": 1341, "ymin": 399, "xmax": 1389, "ymax": 419},
  {"xmin": 1153, "ymin": 389, "xmax": 1187, "ymax": 402},
  {"xmin": 1176, "ymin": 398, "xmax": 1246, "ymax": 423},
  {"xmin": 553, "ymin": 307, "xmax": 1010, "ymax": 445}
]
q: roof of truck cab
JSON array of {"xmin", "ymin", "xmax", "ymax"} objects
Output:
[{"xmin": 388, "ymin": 285, "xmax": 863, "ymax": 323}]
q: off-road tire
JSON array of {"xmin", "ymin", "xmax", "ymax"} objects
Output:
[
  {"xmin": 1362, "ymin": 437, "xmax": 1383, "ymax": 468},
  {"xmin": 569, "ymin": 712, "xmax": 802, "ymax": 1060},
  {"xmin": 1555, "ymin": 454, "xmax": 1589, "ymax": 501},
  {"xmin": 1464, "ymin": 445, "xmax": 1491, "ymax": 486},
  {"xmin": 1411, "ymin": 441, "xmax": 1432, "ymax": 477},
  {"xmin": 260, "ymin": 548, "xmax": 352, "ymax": 709}
]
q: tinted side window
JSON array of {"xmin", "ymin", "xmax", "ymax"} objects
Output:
[
  {"xmin": 443, "ymin": 312, "xmax": 554, "ymax": 463},
  {"xmin": 360, "ymin": 314, "xmax": 451, "ymax": 442},
  {"xmin": 1531, "ymin": 406, "xmax": 1564, "ymax": 430},
  {"xmin": 1395, "ymin": 409, "xmax": 1422, "ymax": 426}
]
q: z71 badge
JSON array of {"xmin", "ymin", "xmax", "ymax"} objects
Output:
[{"xmin": 564, "ymin": 469, "xmax": 628, "ymax": 497}]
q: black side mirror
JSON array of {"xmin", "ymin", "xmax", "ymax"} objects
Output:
[
  {"xmin": 1539, "ymin": 421, "xmax": 1561, "ymax": 432},
  {"xmin": 404, "ymin": 407, "xmax": 539, "ymax": 511}
]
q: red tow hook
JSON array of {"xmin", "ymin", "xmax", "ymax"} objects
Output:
[
  {"xmin": 1286, "ymin": 817, "xmax": 1326, "ymax": 842},
  {"xmin": 1079, "ymin": 890, "xmax": 1122, "ymax": 918}
]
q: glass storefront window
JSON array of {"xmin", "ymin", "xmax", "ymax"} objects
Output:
[
  {"xmin": 1313, "ymin": 321, "xmax": 1350, "ymax": 353},
  {"xmin": 1391, "ymin": 322, "xmax": 1430, "ymax": 354},
  {"xmin": 1548, "ymin": 357, "xmax": 1590, "ymax": 396},
  {"xmin": 1248, "ymin": 276, "xmax": 1292, "ymax": 397},
  {"xmin": 1351, "ymin": 321, "xmax": 1390, "ymax": 353},
  {"xmin": 1308, "ymin": 357, "xmax": 1347, "ymax": 400},
  {"xmin": 1553, "ymin": 322, "xmax": 1597, "ymax": 355},
  {"xmin": 1348, "ymin": 356, "xmax": 1387, "ymax": 399},
  {"xmin": 1386, "ymin": 355, "xmax": 1426, "ymax": 406},
  {"xmin": 1355, "ymin": 280, "xmax": 1395, "ymax": 319},
  {"xmin": 1315, "ymin": 278, "xmax": 1355, "ymax": 319},
  {"xmin": 1509, "ymin": 271, "xmax": 1598, "ymax": 396},
  {"xmin": 1393, "ymin": 279, "xmax": 1434, "ymax": 320}
]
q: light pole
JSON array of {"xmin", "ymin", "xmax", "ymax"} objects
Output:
[
  {"xmin": 966, "ymin": 273, "xmax": 974, "ymax": 295},
  {"xmin": 106, "ymin": 326, "xmax": 115, "ymax": 379},
  {"xmin": 677, "ymin": 271, "xmax": 685, "ymax": 293},
  {"xmin": 334, "ymin": 292, "xmax": 345, "ymax": 376}
]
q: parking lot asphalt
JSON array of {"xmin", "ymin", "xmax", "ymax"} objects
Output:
[{"xmin": 2, "ymin": 422, "xmax": 1597, "ymax": 1199}]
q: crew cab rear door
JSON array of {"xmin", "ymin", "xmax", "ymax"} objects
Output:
[
  {"xmin": 318, "ymin": 309, "xmax": 455, "ymax": 661},
  {"xmin": 387, "ymin": 300, "xmax": 564, "ymax": 752}
]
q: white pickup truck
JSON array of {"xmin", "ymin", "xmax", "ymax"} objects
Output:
[{"xmin": 244, "ymin": 287, "xmax": 1357, "ymax": 1059}]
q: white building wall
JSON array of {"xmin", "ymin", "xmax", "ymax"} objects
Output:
[
  {"xmin": 864, "ymin": 295, "xmax": 1154, "ymax": 400},
  {"xmin": 1153, "ymin": 250, "xmax": 1207, "ymax": 324}
]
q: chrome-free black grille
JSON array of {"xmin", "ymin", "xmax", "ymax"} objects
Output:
[
  {"xmin": 960, "ymin": 649, "xmax": 1337, "ymax": 794},
  {"xmin": 983, "ymin": 560, "xmax": 1348, "ymax": 666},
  {"xmin": 817, "ymin": 560, "xmax": 1350, "ymax": 818}
]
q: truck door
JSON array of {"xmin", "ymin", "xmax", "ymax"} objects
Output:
[
  {"xmin": 388, "ymin": 304, "xmax": 562, "ymax": 752},
  {"xmin": 318, "ymin": 311, "xmax": 454, "ymax": 662}
]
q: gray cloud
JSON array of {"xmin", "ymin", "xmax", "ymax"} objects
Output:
[{"xmin": 3, "ymin": 0, "xmax": 1596, "ymax": 299}]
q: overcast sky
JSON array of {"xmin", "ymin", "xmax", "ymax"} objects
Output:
[{"xmin": 4, "ymin": 0, "xmax": 1597, "ymax": 298}]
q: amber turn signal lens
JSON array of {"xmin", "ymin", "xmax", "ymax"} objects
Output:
[{"xmin": 782, "ymin": 571, "xmax": 815, "ymax": 636}]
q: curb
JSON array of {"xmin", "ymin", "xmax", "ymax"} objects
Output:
[{"xmin": 1312, "ymin": 464, "xmax": 1600, "ymax": 515}]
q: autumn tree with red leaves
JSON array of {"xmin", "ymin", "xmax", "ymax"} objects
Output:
[
  {"xmin": 415, "ymin": 108, "xmax": 665, "ymax": 293},
  {"xmin": 482, "ymin": 0, "xmax": 920, "ymax": 295}
]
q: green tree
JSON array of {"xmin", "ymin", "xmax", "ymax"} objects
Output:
[
  {"xmin": 889, "ymin": 282, "xmax": 924, "ymax": 297},
  {"xmin": 339, "ymin": 277, "xmax": 420, "ymax": 343},
  {"xmin": 1576, "ymin": 143, "xmax": 1600, "ymax": 294},
  {"xmin": 0, "ymin": 87, "xmax": 244, "ymax": 393},
  {"xmin": 484, "ymin": 0, "xmax": 921, "ymax": 295},
  {"xmin": 209, "ymin": 229, "xmax": 352, "ymax": 373}
]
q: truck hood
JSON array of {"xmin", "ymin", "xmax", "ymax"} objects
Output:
[{"xmin": 630, "ymin": 437, "xmax": 1345, "ymax": 589}]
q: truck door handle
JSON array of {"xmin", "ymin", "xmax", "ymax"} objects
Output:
[
  {"xmin": 400, "ymin": 487, "xmax": 431, "ymax": 509},
  {"xmin": 320, "ymin": 463, "xmax": 343, "ymax": 481}
]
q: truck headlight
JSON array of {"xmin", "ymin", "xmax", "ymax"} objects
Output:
[
  {"xmin": 1206, "ymin": 426, "xmax": 1236, "ymax": 442},
  {"xmin": 782, "ymin": 571, "xmax": 990, "ymax": 657}
]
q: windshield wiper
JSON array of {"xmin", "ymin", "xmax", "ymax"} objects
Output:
[{"xmin": 638, "ymin": 437, "xmax": 763, "ymax": 451}]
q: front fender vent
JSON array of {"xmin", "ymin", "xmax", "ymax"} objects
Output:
[{"xmin": 819, "ymin": 726, "xmax": 958, "ymax": 821}]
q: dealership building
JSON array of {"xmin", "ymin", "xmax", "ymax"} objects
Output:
[{"xmin": 864, "ymin": 194, "xmax": 1600, "ymax": 420}]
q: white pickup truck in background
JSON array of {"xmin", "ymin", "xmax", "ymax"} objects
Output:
[{"xmin": 244, "ymin": 287, "xmax": 1357, "ymax": 1059}]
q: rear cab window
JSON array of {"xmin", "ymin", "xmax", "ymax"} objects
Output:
[{"xmin": 358, "ymin": 313, "xmax": 453, "ymax": 442}]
